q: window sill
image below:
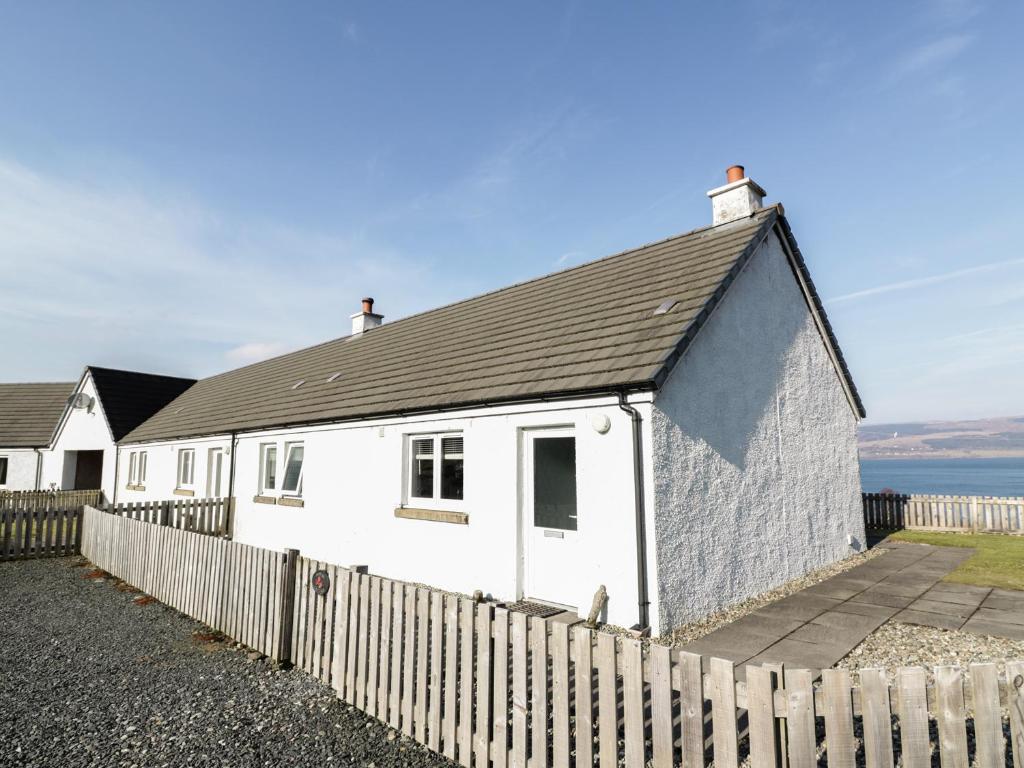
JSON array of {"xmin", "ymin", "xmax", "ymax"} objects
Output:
[
  {"xmin": 125, "ymin": 484, "xmax": 146, "ymax": 492},
  {"xmin": 173, "ymin": 488, "xmax": 195, "ymax": 497},
  {"xmin": 394, "ymin": 507, "xmax": 469, "ymax": 525},
  {"xmin": 278, "ymin": 497, "xmax": 304, "ymax": 508},
  {"xmin": 253, "ymin": 495, "xmax": 277, "ymax": 505}
]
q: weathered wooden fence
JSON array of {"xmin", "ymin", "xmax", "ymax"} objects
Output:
[
  {"xmin": 0, "ymin": 488, "xmax": 102, "ymax": 512},
  {"xmin": 864, "ymin": 492, "xmax": 1024, "ymax": 533},
  {"xmin": 0, "ymin": 505, "xmax": 82, "ymax": 561},
  {"xmin": 77, "ymin": 506, "xmax": 1024, "ymax": 767},
  {"xmin": 109, "ymin": 497, "xmax": 233, "ymax": 537},
  {"xmin": 81, "ymin": 505, "xmax": 292, "ymax": 659}
]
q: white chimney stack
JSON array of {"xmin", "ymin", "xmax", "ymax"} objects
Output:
[
  {"xmin": 351, "ymin": 297, "xmax": 383, "ymax": 336},
  {"xmin": 707, "ymin": 165, "xmax": 766, "ymax": 225}
]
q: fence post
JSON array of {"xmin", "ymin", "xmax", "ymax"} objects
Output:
[{"xmin": 276, "ymin": 548, "xmax": 300, "ymax": 664}]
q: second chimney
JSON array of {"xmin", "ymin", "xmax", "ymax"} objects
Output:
[
  {"xmin": 351, "ymin": 297, "xmax": 384, "ymax": 336},
  {"xmin": 706, "ymin": 165, "xmax": 766, "ymax": 225}
]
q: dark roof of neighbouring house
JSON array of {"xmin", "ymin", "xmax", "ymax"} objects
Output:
[
  {"xmin": 0, "ymin": 382, "xmax": 76, "ymax": 447},
  {"xmin": 123, "ymin": 205, "xmax": 864, "ymax": 443},
  {"xmin": 84, "ymin": 367, "xmax": 197, "ymax": 442}
]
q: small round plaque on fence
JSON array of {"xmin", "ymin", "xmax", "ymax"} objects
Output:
[{"xmin": 311, "ymin": 569, "xmax": 331, "ymax": 596}]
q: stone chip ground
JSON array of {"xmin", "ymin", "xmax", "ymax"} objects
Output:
[{"xmin": 0, "ymin": 557, "xmax": 453, "ymax": 768}]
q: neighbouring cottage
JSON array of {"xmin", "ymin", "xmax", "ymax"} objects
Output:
[
  {"xmin": 0, "ymin": 367, "xmax": 194, "ymax": 497},
  {"xmin": 107, "ymin": 167, "xmax": 866, "ymax": 635},
  {"xmin": 0, "ymin": 382, "xmax": 75, "ymax": 491}
]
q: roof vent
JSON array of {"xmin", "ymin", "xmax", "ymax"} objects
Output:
[
  {"xmin": 706, "ymin": 165, "xmax": 766, "ymax": 225},
  {"xmin": 327, "ymin": 372, "xmax": 342, "ymax": 383},
  {"xmin": 653, "ymin": 299, "xmax": 678, "ymax": 316},
  {"xmin": 351, "ymin": 297, "xmax": 384, "ymax": 336}
]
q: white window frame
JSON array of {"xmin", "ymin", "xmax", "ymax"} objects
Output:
[
  {"xmin": 405, "ymin": 432, "xmax": 464, "ymax": 510},
  {"xmin": 280, "ymin": 441, "xmax": 304, "ymax": 497},
  {"xmin": 207, "ymin": 448, "xmax": 225, "ymax": 498},
  {"xmin": 176, "ymin": 448, "xmax": 195, "ymax": 489},
  {"xmin": 258, "ymin": 443, "xmax": 278, "ymax": 494},
  {"xmin": 127, "ymin": 450, "xmax": 147, "ymax": 487}
]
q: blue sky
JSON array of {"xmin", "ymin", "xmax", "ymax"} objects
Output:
[{"xmin": 0, "ymin": 0, "xmax": 1020, "ymax": 423}]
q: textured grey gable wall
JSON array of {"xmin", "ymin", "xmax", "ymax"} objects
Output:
[{"xmin": 650, "ymin": 231, "xmax": 863, "ymax": 634}]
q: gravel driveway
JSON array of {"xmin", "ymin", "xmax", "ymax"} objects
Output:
[{"xmin": 0, "ymin": 557, "xmax": 453, "ymax": 768}]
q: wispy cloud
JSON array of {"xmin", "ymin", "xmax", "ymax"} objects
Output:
[
  {"xmin": 885, "ymin": 33, "xmax": 973, "ymax": 83},
  {"xmin": 826, "ymin": 258, "xmax": 1024, "ymax": 304},
  {"xmin": 0, "ymin": 157, "xmax": 448, "ymax": 379}
]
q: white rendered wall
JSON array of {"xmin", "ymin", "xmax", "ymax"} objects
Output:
[
  {"xmin": 118, "ymin": 396, "xmax": 654, "ymax": 630},
  {"xmin": 0, "ymin": 448, "xmax": 42, "ymax": 491},
  {"xmin": 41, "ymin": 374, "xmax": 117, "ymax": 498},
  {"xmin": 650, "ymin": 232, "xmax": 864, "ymax": 634}
]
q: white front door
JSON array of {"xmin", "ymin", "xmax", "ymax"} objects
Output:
[
  {"xmin": 521, "ymin": 428, "xmax": 580, "ymax": 609},
  {"xmin": 207, "ymin": 448, "xmax": 225, "ymax": 497}
]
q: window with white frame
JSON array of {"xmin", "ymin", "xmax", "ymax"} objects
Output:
[
  {"xmin": 259, "ymin": 443, "xmax": 277, "ymax": 493},
  {"xmin": 408, "ymin": 433, "xmax": 463, "ymax": 504},
  {"xmin": 281, "ymin": 442, "xmax": 304, "ymax": 496},
  {"xmin": 176, "ymin": 448, "xmax": 195, "ymax": 488},
  {"xmin": 127, "ymin": 450, "xmax": 148, "ymax": 486},
  {"xmin": 0, "ymin": 456, "xmax": 8, "ymax": 486}
]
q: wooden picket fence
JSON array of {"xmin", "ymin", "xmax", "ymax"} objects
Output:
[
  {"xmin": 107, "ymin": 497, "xmax": 233, "ymax": 537},
  {"xmin": 80, "ymin": 505, "xmax": 294, "ymax": 659},
  {"xmin": 77, "ymin": 506, "xmax": 1024, "ymax": 767},
  {"xmin": 0, "ymin": 505, "xmax": 82, "ymax": 561},
  {"xmin": 0, "ymin": 488, "xmax": 102, "ymax": 512},
  {"xmin": 863, "ymin": 492, "xmax": 1024, "ymax": 534}
]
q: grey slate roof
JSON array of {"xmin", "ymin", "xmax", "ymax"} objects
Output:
[
  {"xmin": 86, "ymin": 367, "xmax": 197, "ymax": 441},
  {"xmin": 123, "ymin": 206, "xmax": 864, "ymax": 443},
  {"xmin": 0, "ymin": 382, "xmax": 76, "ymax": 447}
]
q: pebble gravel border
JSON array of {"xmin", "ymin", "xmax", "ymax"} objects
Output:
[
  {"xmin": 836, "ymin": 620, "xmax": 1024, "ymax": 680},
  {"xmin": 0, "ymin": 557, "xmax": 453, "ymax": 768}
]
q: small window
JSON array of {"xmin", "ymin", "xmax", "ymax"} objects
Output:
[
  {"xmin": 0, "ymin": 456, "xmax": 8, "ymax": 486},
  {"xmin": 127, "ymin": 452, "xmax": 138, "ymax": 485},
  {"xmin": 441, "ymin": 436, "xmax": 464, "ymax": 501},
  {"xmin": 411, "ymin": 437, "xmax": 434, "ymax": 499},
  {"xmin": 259, "ymin": 443, "xmax": 277, "ymax": 492},
  {"xmin": 138, "ymin": 451, "xmax": 147, "ymax": 484},
  {"xmin": 408, "ymin": 433, "xmax": 463, "ymax": 504},
  {"xmin": 177, "ymin": 448, "xmax": 195, "ymax": 488},
  {"xmin": 281, "ymin": 442, "xmax": 304, "ymax": 495}
]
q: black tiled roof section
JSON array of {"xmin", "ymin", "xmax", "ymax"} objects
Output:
[
  {"xmin": 87, "ymin": 367, "xmax": 197, "ymax": 441},
  {"xmin": 123, "ymin": 207, "xmax": 858, "ymax": 442},
  {"xmin": 0, "ymin": 382, "xmax": 75, "ymax": 447}
]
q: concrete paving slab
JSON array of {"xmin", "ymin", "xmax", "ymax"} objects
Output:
[
  {"xmin": 961, "ymin": 617, "xmax": 1024, "ymax": 641},
  {"xmin": 848, "ymin": 590, "xmax": 917, "ymax": 609},
  {"xmin": 675, "ymin": 541, "xmax": 1024, "ymax": 672},
  {"xmin": 907, "ymin": 598, "xmax": 978, "ymax": 619},
  {"xmin": 893, "ymin": 609, "xmax": 968, "ymax": 631}
]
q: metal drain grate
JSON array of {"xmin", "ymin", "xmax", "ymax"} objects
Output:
[{"xmin": 506, "ymin": 600, "xmax": 563, "ymax": 619}]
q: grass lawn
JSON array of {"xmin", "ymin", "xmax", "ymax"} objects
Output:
[{"xmin": 885, "ymin": 529, "xmax": 1024, "ymax": 591}]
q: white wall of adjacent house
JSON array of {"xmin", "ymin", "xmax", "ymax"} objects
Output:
[
  {"xmin": 650, "ymin": 229, "xmax": 864, "ymax": 634},
  {"xmin": 117, "ymin": 395, "xmax": 656, "ymax": 631},
  {"xmin": 39, "ymin": 373, "xmax": 117, "ymax": 498},
  {"xmin": 0, "ymin": 448, "xmax": 42, "ymax": 491}
]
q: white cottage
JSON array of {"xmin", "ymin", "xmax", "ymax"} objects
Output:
[
  {"xmin": 115, "ymin": 168, "xmax": 866, "ymax": 635},
  {"xmin": 0, "ymin": 382, "xmax": 75, "ymax": 491}
]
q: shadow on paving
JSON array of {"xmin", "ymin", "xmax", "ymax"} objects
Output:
[
  {"xmin": 675, "ymin": 541, "xmax": 1009, "ymax": 679},
  {"xmin": 0, "ymin": 557, "xmax": 452, "ymax": 768}
]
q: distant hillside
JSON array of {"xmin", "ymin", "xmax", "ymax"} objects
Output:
[{"xmin": 859, "ymin": 415, "xmax": 1024, "ymax": 459}]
